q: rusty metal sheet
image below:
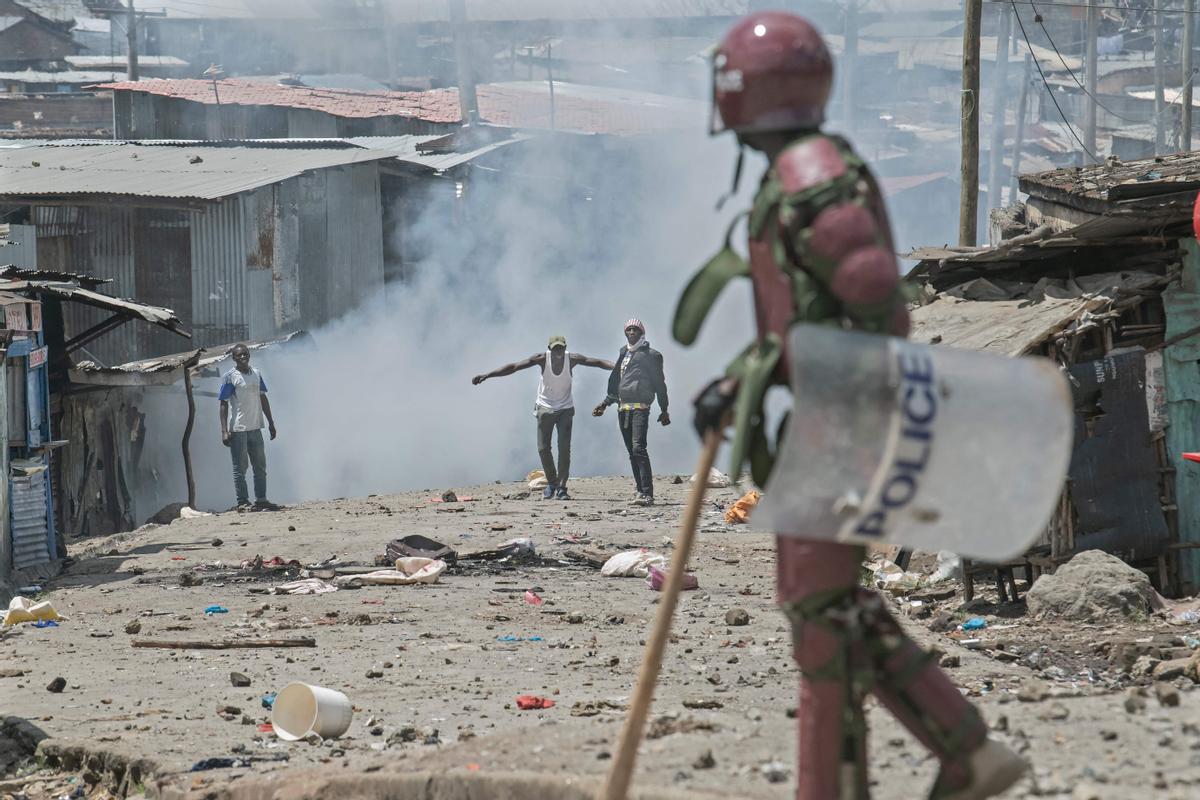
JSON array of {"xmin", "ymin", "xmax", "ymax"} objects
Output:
[{"xmin": 1067, "ymin": 350, "xmax": 1170, "ymax": 559}]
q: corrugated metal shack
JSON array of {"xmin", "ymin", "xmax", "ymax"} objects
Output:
[
  {"xmin": 60, "ymin": 333, "xmax": 300, "ymax": 539},
  {"xmin": 0, "ymin": 140, "xmax": 393, "ymax": 364},
  {"xmin": 0, "ymin": 265, "xmax": 184, "ymax": 595},
  {"xmin": 909, "ymin": 151, "xmax": 1200, "ymax": 597}
]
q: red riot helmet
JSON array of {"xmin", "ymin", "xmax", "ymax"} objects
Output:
[{"xmin": 712, "ymin": 11, "xmax": 833, "ymax": 135}]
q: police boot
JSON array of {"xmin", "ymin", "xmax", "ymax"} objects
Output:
[{"xmin": 928, "ymin": 738, "xmax": 1028, "ymax": 800}]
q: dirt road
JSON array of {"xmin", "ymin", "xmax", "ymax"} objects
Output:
[{"xmin": 2, "ymin": 476, "xmax": 1199, "ymax": 799}]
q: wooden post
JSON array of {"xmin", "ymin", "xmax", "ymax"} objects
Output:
[
  {"xmin": 987, "ymin": 3, "xmax": 1012, "ymax": 217},
  {"xmin": 1010, "ymin": 53, "xmax": 1031, "ymax": 199},
  {"xmin": 1155, "ymin": 0, "xmax": 1166, "ymax": 154},
  {"xmin": 182, "ymin": 365, "xmax": 196, "ymax": 509},
  {"xmin": 448, "ymin": 0, "xmax": 478, "ymax": 123},
  {"xmin": 959, "ymin": 0, "xmax": 983, "ymax": 246},
  {"xmin": 1184, "ymin": 0, "xmax": 1196, "ymax": 151},
  {"xmin": 603, "ymin": 432, "xmax": 722, "ymax": 800},
  {"xmin": 843, "ymin": 0, "xmax": 858, "ymax": 135},
  {"xmin": 1085, "ymin": 0, "xmax": 1099, "ymax": 162},
  {"xmin": 126, "ymin": 0, "xmax": 139, "ymax": 81}
]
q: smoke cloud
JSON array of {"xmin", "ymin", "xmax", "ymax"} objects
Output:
[{"xmin": 133, "ymin": 125, "xmax": 762, "ymax": 510}]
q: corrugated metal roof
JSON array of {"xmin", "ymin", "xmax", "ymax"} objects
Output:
[
  {"xmin": 13, "ymin": 0, "xmax": 98, "ymax": 23},
  {"xmin": 0, "ymin": 69, "xmax": 126, "ymax": 84},
  {"xmin": 97, "ymin": 79, "xmax": 703, "ymax": 134},
  {"xmin": 0, "ymin": 273, "xmax": 187, "ymax": 333},
  {"xmin": 147, "ymin": 0, "xmax": 747, "ymax": 21},
  {"xmin": 345, "ymin": 132, "xmax": 532, "ymax": 173},
  {"xmin": 67, "ymin": 55, "xmax": 189, "ymax": 68},
  {"xmin": 70, "ymin": 331, "xmax": 305, "ymax": 386},
  {"xmin": 0, "ymin": 142, "xmax": 396, "ymax": 201}
]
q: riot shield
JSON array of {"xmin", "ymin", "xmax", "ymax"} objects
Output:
[{"xmin": 753, "ymin": 324, "xmax": 1072, "ymax": 562}]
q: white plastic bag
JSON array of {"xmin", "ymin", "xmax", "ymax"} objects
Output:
[{"xmin": 601, "ymin": 549, "xmax": 667, "ymax": 578}]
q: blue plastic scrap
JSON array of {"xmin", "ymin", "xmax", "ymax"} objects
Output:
[
  {"xmin": 961, "ymin": 617, "xmax": 987, "ymax": 631},
  {"xmin": 32, "ymin": 620, "xmax": 58, "ymax": 628},
  {"xmin": 262, "ymin": 693, "xmax": 277, "ymax": 709},
  {"xmin": 204, "ymin": 605, "xmax": 229, "ymax": 615}
]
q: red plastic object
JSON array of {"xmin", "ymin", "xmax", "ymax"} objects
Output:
[
  {"xmin": 1184, "ymin": 452, "xmax": 1200, "ymax": 463},
  {"xmin": 515, "ymin": 695, "xmax": 555, "ymax": 710},
  {"xmin": 524, "ymin": 590, "xmax": 544, "ymax": 606},
  {"xmin": 1193, "ymin": 191, "xmax": 1200, "ymax": 240}
]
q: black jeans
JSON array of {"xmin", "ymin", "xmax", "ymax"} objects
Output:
[
  {"xmin": 619, "ymin": 408, "xmax": 653, "ymax": 497},
  {"xmin": 536, "ymin": 406, "xmax": 574, "ymax": 487}
]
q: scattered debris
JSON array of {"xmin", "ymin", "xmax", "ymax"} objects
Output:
[
  {"xmin": 132, "ymin": 637, "xmax": 316, "ymax": 650},
  {"xmin": 230, "ymin": 672, "xmax": 252, "ymax": 687},
  {"xmin": 691, "ymin": 468, "xmax": 731, "ymax": 488},
  {"xmin": 275, "ymin": 579, "xmax": 338, "ymax": 595},
  {"xmin": 515, "ymin": 695, "xmax": 555, "ymax": 710},
  {"xmin": 337, "ymin": 558, "xmax": 447, "ymax": 586},
  {"xmin": 647, "ymin": 566, "xmax": 698, "ymax": 592},
  {"xmin": 725, "ymin": 608, "xmax": 751, "ymax": 626},
  {"xmin": 124, "ymin": 619, "xmax": 142, "ymax": 635},
  {"xmin": 3, "ymin": 596, "xmax": 63, "ymax": 627},
  {"xmin": 387, "ymin": 535, "xmax": 458, "ymax": 566},
  {"xmin": 570, "ymin": 700, "xmax": 625, "ymax": 717},
  {"xmin": 682, "ymin": 698, "xmax": 723, "ymax": 710},
  {"xmin": 647, "ymin": 715, "xmax": 718, "ymax": 739},
  {"xmin": 724, "ymin": 489, "xmax": 761, "ymax": 524},
  {"xmin": 601, "ymin": 549, "xmax": 667, "ymax": 578}
]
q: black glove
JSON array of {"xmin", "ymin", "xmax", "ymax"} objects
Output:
[{"xmin": 693, "ymin": 376, "xmax": 739, "ymax": 440}]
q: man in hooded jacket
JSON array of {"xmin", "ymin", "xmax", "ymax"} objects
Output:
[{"xmin": 593, "ymin": 318, "xmax": 670, "ymax": 505}]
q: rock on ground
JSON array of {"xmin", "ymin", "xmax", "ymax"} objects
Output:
[{"xmin": 1026, "ymin": 550, "xmax": 1156, "ymax": 621}]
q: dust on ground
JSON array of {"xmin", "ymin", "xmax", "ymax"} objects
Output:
[{"xmin": 2, "ymin": 476, "xmax": 1200, "ymax": 799}]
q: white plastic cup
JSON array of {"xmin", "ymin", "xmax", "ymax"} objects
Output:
[{"xmin": 271, "ymin": 682, "xmax": 353, "ymax": 741}]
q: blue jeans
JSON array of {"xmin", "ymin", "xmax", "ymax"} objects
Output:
[{"xmin": 230, "ymin": 429, "xmax": 267, "ymax": 505}]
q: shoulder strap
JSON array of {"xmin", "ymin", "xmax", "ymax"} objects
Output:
[{"xmin": 673, "ymin": 211, "xmax": 750, "ymax": 347}]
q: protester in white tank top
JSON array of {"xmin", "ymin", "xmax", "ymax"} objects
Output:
[
  {"xmin": 537, "ymin": 349, "xmax": 575, "ymax": 411},
  {"xmin": 471, "ymin": 335, "xmax": 614, "ymax": 500}
]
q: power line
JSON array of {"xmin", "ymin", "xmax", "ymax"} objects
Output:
[
  {"xmin": 998, "ymin": 0, "xmax": 1200, "ymax": 14},
  {"xmin": 1024, "ymin": 0, "xmax": 1184, "ymax": 124},
  {"xmin": 1010, "ymin": 0, "xmax": 1099, "ymax": 160}
]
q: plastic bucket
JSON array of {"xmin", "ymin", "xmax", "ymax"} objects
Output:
[{"xmin": 271, "ymin": 682, "xmax": 353, "ymax": 741}]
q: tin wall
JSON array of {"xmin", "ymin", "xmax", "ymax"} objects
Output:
[{"xmin": 33, "ymin": 205, "xmax": 139, "ymax": 366}]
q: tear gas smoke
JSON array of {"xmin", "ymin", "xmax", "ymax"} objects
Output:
[{"xmin": 135, "ymin": 127, "xmax": 762, "ymax": 510}]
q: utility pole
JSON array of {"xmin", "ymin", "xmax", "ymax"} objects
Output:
[
  {"xmin": 1184, "ymin": 0, "xmax": 1196, "ymax": 151},
  {"xmin": 448, "ymin": 0, "xmax": 478, "ymax": 124},
  {"xmin": 959, "ymin": 0, "xmax": 982, "ymax": 247},
  {"xmin": 1154, "ymin": 0, "xmax": 1166, "ymax": 153},
  {"xmin": 843, "ymin": 0, "xmax": 858, "ymax": 135},
  {"xmin": 987, "ymin": 3, "xmax": 1011, "ymax": 214},
  {"xmin": 1010, "ymin": 53, "xmax": 1032, "ymax": 200},
  {"xmin": 126, "ymin": 0, "xmax": 139, "ymax": 81},
  {"xmin": 1084, "ymin": 0, "xmax": 1099, "ymax": 162}
]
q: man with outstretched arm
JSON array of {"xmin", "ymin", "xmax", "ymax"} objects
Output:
[
  {"xmin": 473, "ymin": 336, "xmax": 613, "ymax": 500},
  {"xmin": 592, "ymin": 319, "xmax": 670, "ymax": 506},
  {"xmin": 219, "ymin": 343, "xmax": 278, "ymax": 511}
]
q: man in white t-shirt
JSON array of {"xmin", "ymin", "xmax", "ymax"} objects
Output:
[
  {"xmin": 219, "ymin": 343, "xmax": 278, "ymax": 510},
  {"xmin": 472, "ymin": 335, "xmax": 613, "ymax": 500}
]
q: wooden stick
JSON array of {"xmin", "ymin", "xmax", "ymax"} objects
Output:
[
  {"xmin": 132, "ymin": 637, "xmax": 315, "ymax": 650},
  {"xmin": 603, "ymin": 431, "xmax": 722, "ymax": 800}
]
